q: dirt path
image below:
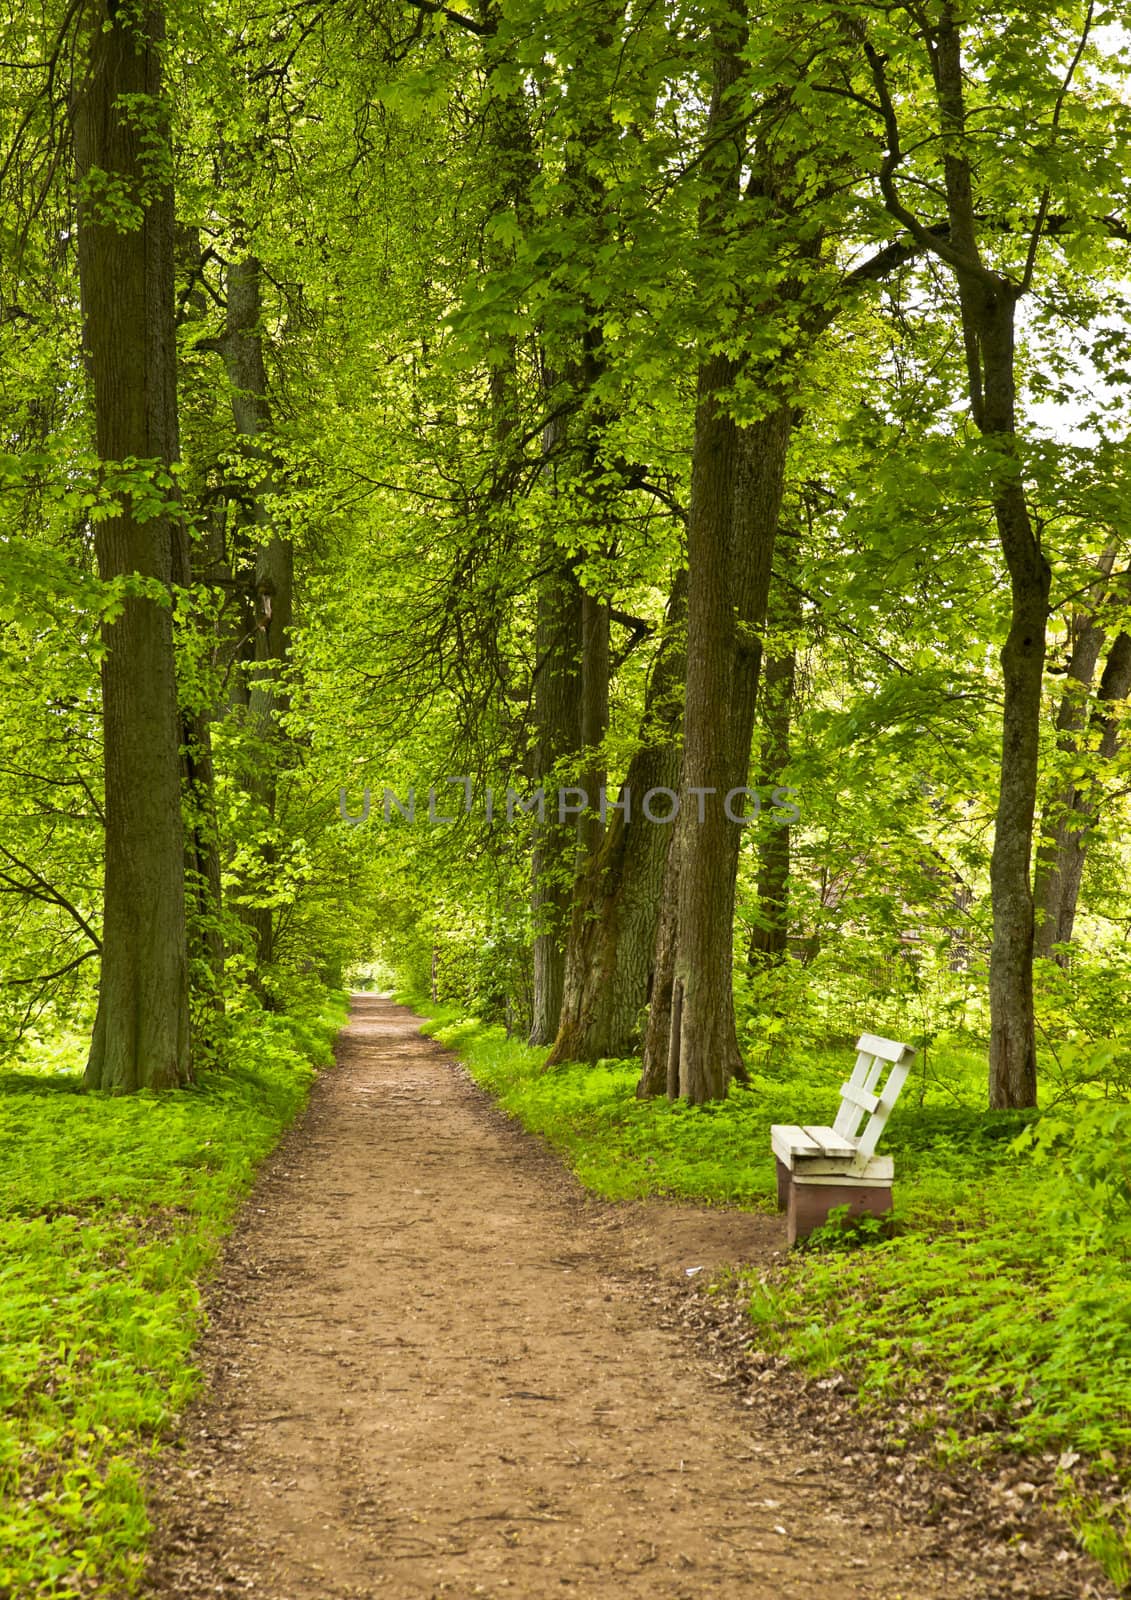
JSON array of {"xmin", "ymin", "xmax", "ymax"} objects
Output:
[{"xmin": 145, "ymin": 997, "xmax": 1110, "ymax": 1599}]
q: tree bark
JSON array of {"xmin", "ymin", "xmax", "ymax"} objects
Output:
[
  {"xmin": 75, "ymin": 0, "xmax": 191, "ymax": 1090},
  {"xmin": 672, "ymin": 399, "xmax": 791, "ymax": 1103},
  {"xmin": 177, "ymin": 653, "xmax": 225, "ymax": 1030},
  {"xmin": 1033, "ymin": 553, "xmax": 1130, "ymax": 961},
  {"xmin": 543, "ymin": 589, "xmax": 610, "ymax": 1051},
  {"xmin": 528, "ymin": 515, "xmax": 583, "ymax": 1044},
  {"xmin": 639, "ymin": 799, "xmax": 683, "ymax": 1096},
  {"xmin": 577, "ymin": 589, "xmax": 610, "ymax": 869},
  {"xmin": 936, "ymin": 16, "xmax": 1050, "ymax": 1108},
  {"xmin": 171, "ymin": 232, "xmax": 226, "ymax": 1025},
  {"xmin": 549, "ymin": 572, "xmax": 687, "ymax": 1065},
  {"xmin": 987, "ymin": 468, "xmax": 1049, "ymax": 1108}
]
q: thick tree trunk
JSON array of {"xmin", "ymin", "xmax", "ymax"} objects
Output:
[
  {"xmin": 637, "ymin": 10, "xmax": 795, "ymax": 1101},
  {"xmin": 550, "ymin": 573, "xmax": 687, "ymax": 1065},
  {"xmin": 544, "ymin": 591, "xmax": 610, "ymax": 1052},
  {"xmin": 528, "ymin": 526, "xmax": 583, "ymax": 1045},
  {"xmin": 666, "ymin": 352, "xmax": 740, "ymax": 1103},
  {"xmin": 672, "ymin": 400, "xmax": 790, "ymax": 1103},
  {"xmin": 75, "ymin": 0, "xmax": 191, "ymax": 1090},
  {"xmin": 639, "ymin": 408, "xmax": 791, "ymax": 1101}
]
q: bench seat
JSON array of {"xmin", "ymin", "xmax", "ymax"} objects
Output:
[{"xmin": 771, "ymin": 1123, "xmax": 893, "ymax": 1191}]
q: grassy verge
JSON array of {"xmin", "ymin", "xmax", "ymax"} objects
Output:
[
  {"xmin": 406, "ymin": 994, "xmax": 1028, "ymax": 1214},
  {"xmin": 0, "ymin": 995, "xmax": 345, "ymax": 1599},
  {"xmin": 405, "ymin": 990, "xmax": 1130, "ymax": 1587}
]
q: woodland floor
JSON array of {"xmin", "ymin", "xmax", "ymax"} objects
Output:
[{"xmin": 143, "ymin": 996, "xmax": 1118, "ymax": 1600}]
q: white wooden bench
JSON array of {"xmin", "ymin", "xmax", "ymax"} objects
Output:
[{"xmin": 770, "ymin": 1033, "xmax": 915, "ymax": 1246}]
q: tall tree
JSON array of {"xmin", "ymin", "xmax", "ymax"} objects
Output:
[
  {"xmin": 213, "ymin": 252, "xmax": 294, "ymax": 981},
  {"xmin": 74, "ymin": 0, "xmax": 191, "ymax": 1090},
  {"xmin": 857, "ymin": 0, "xmax": 1103, "ymax": 1105},
  {"xmin": 639, "ymin": 9, "xmax": 797, "ymax": 1101}
]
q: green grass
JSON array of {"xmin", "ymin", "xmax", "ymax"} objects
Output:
[
  {"xmin": 408, "ymin": 991, "xmax": 1131, "ymax": 1588},
  {"xmin": 0, "ymin": 996, "xmax": 345, "ymax": 1599}
]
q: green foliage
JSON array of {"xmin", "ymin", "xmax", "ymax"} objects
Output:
[
  {"xmin": 1015, "ymin": 1100, "xmax": 1131, "ymax": 1255},
  {"xmin": 0, "ymin": 995, "xmax": 343, "ymax": 1598},
  {"xmin": 800, "ymin": 1202, "xmax": 891, "ymax": 1253},
  {"xmin": 1035, "ymin": 952, "xmax": 1131, "ymax": 1099}
]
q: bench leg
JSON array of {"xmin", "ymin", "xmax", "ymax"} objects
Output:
[
  {"xmin": 774, "ymin": 1158, "xmax": 791, "ymax": 1211},
  {"xmin": 787, "ymin": 1179, "xmax": 893, "ymax": 1248}
]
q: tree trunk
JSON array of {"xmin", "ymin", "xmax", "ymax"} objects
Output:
[
  {"xmin": 577, "ymin": 590, "xmax": 610, "ymax": 868},
  {"xmin": 528, "ymin": 518, "xmax": 583, "ymax": 1044},
  {"xmin": 1049, "ymin": 628, "xmax": 1131, "ymax": 951},
  {"xmin": 933, "ymin": 10, "xmax": 1048, "ymax": 1108},
  {"xmin": 75, "ymin": 0, "xmax": 191, "ymax": 1091},
  {"xmin": 672, "ymin": 399, "xmax": 791, "ymax": 1103},
  {"xmin": 171, "ymin": 233, "xmax": 226, "ymax": 1022},
  {"xmin": 749, "ymin": 532, "xmax": 800, "ymax": 967},
  {"xmin": 637, "ymin": 11, "xmax": 795, "ymax": 1101},
  {"xmin": 220, "ymin": 254, "xmax": 293, "ymax": 979},
  {"xmin": 1033, "ymin": 553, "xmax": 1126, "ymax": 960},
  {"xmin": 1033, "ymin": 568, "xmax": 1110, "ymax": 957},
  {"xmin": 987, "ymin": 481, "xmax": 1049, "ymax": 1108},
  {"xmin": 179, "ymin": 694, "xmax": 225, "ymax": 1029},
  {"xmin": 639, "ymin": 806, "xmax": 683, "ymax": 1097},
  {"xmin": 543, "ymin": 590, "xmax": 610, "ymax": 1053},
  {"xmin": 550, "ymin": 572, "xmax": 687, "ymax": 1065}
]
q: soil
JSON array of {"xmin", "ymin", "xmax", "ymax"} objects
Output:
[{"xmin": 143, "ymin": 995, "xmax": 1119, "ymax": 1600}]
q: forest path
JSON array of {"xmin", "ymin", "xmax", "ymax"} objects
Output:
[{"xmin": 144, "ymin": 996, "xmax": 1071, "ymax": 1599}]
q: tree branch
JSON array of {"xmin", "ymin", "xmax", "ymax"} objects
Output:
[
  {"xmin": 0, "ymin": 846, "xmax": 101, "ymax": 951},
  {"xmin": 860, "ymin": 35, "xmax": 998, "ymax": 288},
  {"xmin": 402, "ymin": 0, "xmax": 493, "ymax": 36},
  {"xmin": 6, "ymin": 948, "xmax": 99, "ymax": 985}
]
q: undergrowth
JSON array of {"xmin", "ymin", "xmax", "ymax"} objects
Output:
[
  {"xmin": 406, "ymin": 989, "xmax": 1131, "ymax": 1588},
  {"xmin": 0, "ymin": 996, "xmax": 344, "ymax": 1600}
]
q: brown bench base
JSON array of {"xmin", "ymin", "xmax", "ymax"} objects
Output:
[{"xmin": 786, "ymin": 1176, "xmax": 893, "ymax": 1248}]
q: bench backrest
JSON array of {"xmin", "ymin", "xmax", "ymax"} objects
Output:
[{"xmin": 833, "ymin": 1033, "xmax": 915, "ymax": 1158}]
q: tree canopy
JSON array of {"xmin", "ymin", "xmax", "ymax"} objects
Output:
[{"xmin": 2, "ymin": 0, "xmax": 1131, "ymax": 1109}]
